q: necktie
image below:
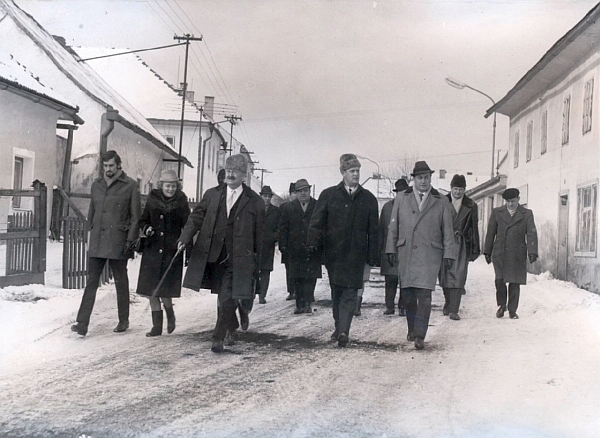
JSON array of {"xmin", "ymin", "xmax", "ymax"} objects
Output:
[
  {"xmin": 349, "ymin": 188, "xmax": 352, "ymax": 196},
  {"xmin": 227, "ymin": 189, "xmax": 236, "ymax": 215},
  {"xmin": 419, "ymin": 193, "xmax": 423, "ymax": 201}
]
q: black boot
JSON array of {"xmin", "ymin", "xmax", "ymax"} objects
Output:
[
  {"xmin": 354, "ymin": 296, "xmax": 362, "ymax": 316},
  {"xmin": 146, "ymin": 310, "xmax": 163, "ymax": 337},
  {"xmin": 164, "ymin": 306, "xmax": 176, "ymax": 334}
]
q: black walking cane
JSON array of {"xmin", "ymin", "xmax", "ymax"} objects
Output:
[{"xmin": 150, "ymin": 246, "xmax": 185, "ymax": 298}]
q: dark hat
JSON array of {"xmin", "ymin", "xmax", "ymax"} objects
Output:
[
  {"xmin": 339, "ymin": 153, "xmax": 361, "ymax": 172},
  {"xmin": 411, "ymin": 161, "xmax": 434, "ymax": 176},
  {"xmin": 294, "ymin": 179, "xmax": 311, "ymax": 191},
  {"xmin": 502, "ymin": 188, "xmax": 520, "ymax": 200},
  {"xmin": 393, "ymin": 178, "xmax": 409, "ymax": 192},
  {"xmin": 450, "ymin": 174, "xmax": 466, "ymax": 188},
  {"xmin": 260, "ymin": 186, "xmax": 274, "ymax": 196},
  {"xmin": 288, "ymin": 182, "xmax": 296, "ymax": 194}
]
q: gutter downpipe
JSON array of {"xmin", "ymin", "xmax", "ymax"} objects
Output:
[
  {"xmin": 98, "ymin": 107, "xmax": 119, "ymax": 177},
  {"xmin": 198, "ymin": 124, "xmax": 214, "ymax": 199}
]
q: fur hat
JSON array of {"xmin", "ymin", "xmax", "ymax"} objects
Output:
[
  {"xmin": 450, "ymin": 174, "xmax": 467, "ymax": 188},
  {"xmin": 224, "ymin": 154, "xmax": 248, "ymax": 173},
  {"xmin": 339, "ymin": 153, "xmax": 361, "ymax": 173},
  {"xmin": 502, "ymin": 188, "xmax": 520, "ymax": 200},
  {"xmin": 393, "ymin": 178, "xmax": 409, "ymax": 192},
  {"xmin": 158, "ymin": 169, "xmax": 178, "ymax": 183}
]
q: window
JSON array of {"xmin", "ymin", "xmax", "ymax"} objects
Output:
[
  {"xmin": 12, "ymin": 157, "xmax": 23, "ymax": 208},
  {"xmin": 541, "ymin": 110, "xmax": 548, "ymax": 155},
  {"xmin": 562, "ymin": 95, "xmax": 571, "ymax": 145},
  {"xmin": 165, "ymin": 135, "xmax": 175, "ymax": 147},
  {"xmin": 576, "ymin": 182, "xmax": 597, "ymax": 255},
  {"xmin": 526, "ymin": 121, "xmax": 533, "ymax": 162},
  {"xmin": 513, "ymin": 130, "xmax": 520, "ymax": 168},
  {"xmin": 583, "ymin": 78, "xmax": 594, "ymax": 135}
]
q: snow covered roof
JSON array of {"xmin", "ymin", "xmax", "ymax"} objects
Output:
[{"xmin": 0, "ymin": 0, "xmax": 191, "ymax": 166}]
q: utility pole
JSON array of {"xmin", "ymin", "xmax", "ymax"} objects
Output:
[
  {"xmin": 254, "ymin": 168, "xmax": 271, "ymax": 187},
  {"xmin": 225, "ymin": 115, "xmax": 242, "ymax": 156},
  {"xmin": 195, "ymin": 106, "xmax": 204, "ymax": 202},
  {"xmin": 174, "ymin": 34, "xmax": 202, "ymax": 178}
]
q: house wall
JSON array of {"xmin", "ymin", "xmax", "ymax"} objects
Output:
[{"xmin": 506, "ymin": 49, "xmax": 600, "ymax": 291}]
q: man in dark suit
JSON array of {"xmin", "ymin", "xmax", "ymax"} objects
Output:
[
  {"xmin": 283, "ymin": 182, "xmax": 297, "ymax": 301},
  {"xmin": 177, "ymin": 154, "xmax": 265, "ymax": 353},
  {"xmin": 307, "ymin": 154, "xmax": 379, "ymax": 347},
  {"xmin": 439, "ymin": 174, "xmax": 480, "ymax": 321},
  {"xmin": 258, "ymin": 186, "xmax": 281, "ymax": 304},
  {"xmin": 279, "ymin": 179, "xmax": 321, "ymax": 314},
  {"xmin": 484, "ymin": 188, "xmax": 538, "ymax": 319}
]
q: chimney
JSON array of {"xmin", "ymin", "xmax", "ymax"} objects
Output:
[
  {"xmin": 185, "ymin": 90, "xmax": 195, "ymax": 104},
  {"xmin": 204, "ymin": 96, "xmax": 215, "ymax": 120},
  {"xmin": 439, "ymin": 169, "xmax": 447, "ymax": 179}
]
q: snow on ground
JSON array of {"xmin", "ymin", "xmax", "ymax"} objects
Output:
[{"xmin": 1, "ymin": 244, "xmax": 600, "ymax": 437}]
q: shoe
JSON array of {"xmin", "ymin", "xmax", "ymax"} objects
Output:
[
  {"xmin": 354, "ymin": 297, "xmax": 362, "ymax": 316},
  {"xmin": 496, "ymin": 306, "xmax": 506, "ymax": 318},
  {"xmin": 304, "ymin": 304, "xmax": 312, "ymax": 314},
  {"xmin": 240, "ymin": 312, "xmax": 249, "ymax": 331},
  {"xmin": 294, "ymin": 307, "xmax": 304, "ymax": 314},
  {"xmin": 398, "ymin": 307, "xmax": 406, "ymax": 317},
  {"xmin": 259, "ymin": 297, "xmax": 267, "ymax": 304},
  {"xmin": 164, "ymin": 306, "xmax": 176, "ymax": 334},
  {"xmin": 330, "ymin": 329, "xmax": 339, "ymax": 341},
  {"xmin": 414, "ymin": 337, "xmax": 425, "ymax": 350},
  {"xmin": 509, "ymin": 312, "xmax": 519, "ymax": 319},
  {"xmin": 286, "ymin": 293, "xmax": 294, "ymax": 301},
  {"xmin": 224, "ymin": 329, "xmax": 237, "ymax": 346},
  {"xmin": 146, "ymin": 310, "xmax": 163, "ymax": 337},
  {"xmin": 407, "ymin": 332, "xmax": 415, "ymax": 342},
  {"xmin": 211, "ymin": 339, "xmax": 224, "ymax": 353},
  {"xmin": 443, "ymin": 304, "xmax": 449, "ymax": 316},
  {"xmin": 113, "ymin": 321, "xmax": 129, "ymax": 333},
  {"xmin": 449, "ymin": 312, "xmax": 461, "ymax": 321},
  {"xmin": 71, "ymin": 322, "xmax": 88, "ymax": 336},
  {"xmin": 383, "ymin": 308, "xmax": 395, "ymax": 315},
  {"xmin": 338, "ymin": 332, "xmax": 349, "ymax": 347}
]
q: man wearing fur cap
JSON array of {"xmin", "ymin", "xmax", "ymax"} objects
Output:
[
  {"xmin": 307, "ymin": 153, "xmax": 379, "ymax": 347},
  {"xmin": 178, "ymin": 153, "xmax": 265, "ymax": 353}
]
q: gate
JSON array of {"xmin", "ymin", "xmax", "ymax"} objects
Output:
[{"xmin": 0, "ymin": 180, "xmax": 47, "ymax": 287}]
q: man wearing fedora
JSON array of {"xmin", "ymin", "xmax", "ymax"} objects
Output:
[
  {"xmin": 71, "ymin": 150, "xmax": 141, "ymax": 336},
  {"xmin": 279, "ymin": 178, "xmax": 322, "ymax": 314},
  {"xmin": 438, "ymin": 174, "xmax": 480, "ymax": 321},
  {"xmin": 380, "ymin": 178, "xmax": 409, "ymax": 316},
  {"xmin": 483, "ymin": 188, "xmax": 538, "ymax": 319},
  {"xmin": 258, "ymin": 186, "xmax": 281, "ymax": 304},
  {"xmin": 386, "ymin": 161, "xmax": 455, "ymax": 350},
  {"xmin": 178, "ymin": 153, "xmax": 264, "ymax": 353},
  {"xmin": 307, "ymin": 154, "xmax": 379, "ymax": 347}
]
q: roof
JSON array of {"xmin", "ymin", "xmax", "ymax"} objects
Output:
[
  {"xmin": 0, "ymin": 0, "xmax": 191, "ymax": 167},
  {"xmin": 487, "ymin": 3, "xmax": 600, "ymax": 118},
  {"xmin": 0, "ymin": 52, "xmax": 83, "ymax": 123}
]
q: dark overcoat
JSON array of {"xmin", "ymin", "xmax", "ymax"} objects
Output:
[
  {"xmin": 385, "ymin": 187, "xmax": 456, "ymax": 291},
  {"xmin": 179, "ymin": 183, "xmax": 265, "ymax": 299},
  {"xmin": 484, "ymin": 204, "xmax": 538, "ymax": 284},
  {"xmin": 439, "ymin": 194, "xmax": 480, "ymax": 289},
  {"xmin": 307, "ymin": 182, "xmax": 379, "ymax": 289},
  {"xmin": 88, "ymin": 171, "xmax": 141, "ymax": 259},
  {"xmin": 260, "ymin": 204, "xmax": 281, "ymax": 271},
  {"xmin": 279, "ymin": 198, "xmax": 322, "ymax": 279},
  {"xmin": 379, "ymin": 199, "xmax": 398, "ymax": 276},
  {"xmin": 136, "ymin": 189, "xmax": 190, "ymax": 298}
]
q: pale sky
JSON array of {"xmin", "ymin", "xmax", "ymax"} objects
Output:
[{"xmin": 19, "ymin": 0, "xmax": 598, "ymax": 197}]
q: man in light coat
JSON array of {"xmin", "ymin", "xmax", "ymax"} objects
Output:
[
  {"xmin": 307, "ymin": 154, "xmax": 379, "ymax": 347},
  {"xmin": 439, "ymin": 174, "xmax": 480, "ymax": 320},
  {"xmin": 177, "ymin": 154, "xmax": 265, "ymax": 353},
  {"xmin": 71, "ymin": 150, "xmax": 141, "ymax": 336},
  {"xmin": 386, "ymin": 161, "xmax": 455, "ymax": 350},
  {"xmin": 483, "ymin": 188, "xmax": 538, "ymax": 319}
]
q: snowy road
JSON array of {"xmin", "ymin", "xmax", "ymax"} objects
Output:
[{"xmin": 1, "ymin": 250, "xmax": 600, "ymax": 437}]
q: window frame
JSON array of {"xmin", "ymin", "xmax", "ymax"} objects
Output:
[
  {"xmin": 583, "ymin": 77, "xmax": 594, "ymax": 135},
  {"xmin": 541, "ymin": 110, "xmax": 548, "ymax": 155},
  {"xmin": 562, "ymin": 94, "xmax": 571, "ymax": 145},
  {"xmin": 575, "ymin": 179, "xmax": 598, "ymax": 257},
  {"xmin": 526, "ymin": 121, "xmax": 533, "ymax": 162},
  {"xmin": 513, "ymin": 130, "xmax": 520, "ymax": 168}
]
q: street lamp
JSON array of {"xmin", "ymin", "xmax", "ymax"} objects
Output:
[
  {"xmin": 356, "ymin": 154, "xmax": 381, "ymax": 197},
  {"xmin": 445, "ymin": 77, "xmax": 497, "ymax": 179}
]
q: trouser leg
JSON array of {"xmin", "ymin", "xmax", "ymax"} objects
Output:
[
  {"xmin": 295, "ymin": 278, "xmax": 306, "ymax": 309},
  {"xmin": 259, "ymin": 270, "xmax": 271, "ymax": 299},
  {"xmin": 109, "ymin": 259, "xmax": 130, "ymax": 323},
  {"xmin": 446, "ymin": 288, "xmax": 462, "ymax": 314},
  {"xmin": 331, "ymin": 284, "xmax": 342, "ymax": 332},
  {"xmin": 507, "ymin": 283, "xmax": 520, "ymax": 313},
  {"xmin": 442, "ymin": 287, "xmax": 451, "ymax": 313},
  {"xmin": 384, "ymin": 275, "xmax": 398, "ymax": 310},
  {"xmin": 338, "ymin": 286, "xmax": 357, "ymax": 335},
  {"xmin": 76, "ymin": 257, "xmax": 107, "ymax": 325},
  {"xmin": 402, "ymin": 288, "xmax": 417, "ymax": 334},
  {"xmin": 286, "ymin": 266, "xmax": 295, "ymax": 295},
  {"xmin": 495, "ymin": 279, "xmax": 508, "ymax": 308},
  {"xmin": 413, "ymin": 288, "xmax": 432, "ymax": 340},
  {"xmin": 213, "ymin": 265, "xmax": 236, "ymax": 341}
]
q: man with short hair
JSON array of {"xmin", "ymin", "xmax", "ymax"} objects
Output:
[
  {"xmin": 178, "ymin": 153, "xmax": 264, "ymax": 353},
  {"xmin": 258, "ymin": 186, "xmax": 280, "ymax": 304},
  {"xmin": 439, "ymin": 174, "xmax": 480, "ymax": 321},
  {"xmin": 71, "ymin": 150, "xmax": 141, "ymax": 336},
  {"xmin": 307, "ymin": 154, "xmax": 379, "ymax": 347},
  {"xmin": 386, "ymin": 161, "xmax": 456, "ymax": 350},
  {"xmin": 484, "ymin": 188, "xmax": 538, "ymax": 319}
]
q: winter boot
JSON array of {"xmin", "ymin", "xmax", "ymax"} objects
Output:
[
  {"xmin": 354, "ymin": 296, "xmax": 363, "ymax": 316},
  {"xmin": 146, "ymin": 311, "xmax": 163, "ymax": 337},
  {"xmin": 164, "ymin": 306, "xmax": 176, "ymax": 334}
]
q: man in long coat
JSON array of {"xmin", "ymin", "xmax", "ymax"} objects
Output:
[
  {"xmin": 439, "ymin": 174, "xmax": 480, "ymax": 321},
  {"xmin": 484, "ymin": 188, "xmax": 538, "ymax": 319},
  {"xmin": 279, "ymin": 179, "xmax": 322, "ymax": 314},
  {"xmin": 386, "ymin": 161, "xmax": 455, "ymax": 350},
  {"xmin": 177, "ymin": 154, "xmax": 264, "ymax": 353},
  {"xmin": 380, "ymin": 178, "xmax": 409, "ymax": 316},
  {"xmin": 307, "ymin": 154, "xmax": 379, "ymax": 347},
  {"xmin": 258, "ymin": 186, "xmax": 280, "ymax": 304},
  {"xmin": 71, "ymin": 150, "xmax": 141, "ymax": 336}
]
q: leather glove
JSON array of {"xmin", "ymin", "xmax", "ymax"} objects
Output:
[
  {"xmin": 484, "ymin": 254, "xmax": 492, "ymax": 264},
  {"xmin": 528, "ymin": 253, "xmax": 538, "ymax": 264},
  {"xmin": 177, "ymin": 241, "xmax": 186, "ymax": 251},
  {"xmin": 387, "ymin": 253, "xmax": 396, "ymax": 267},
  {"xmin": 444, "ymin": 258, "xmax": 454, "ymax": 270},
  {"xmin": 145, "ymin": 226, "xmax": 154, "ymax": 237}
]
